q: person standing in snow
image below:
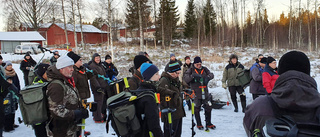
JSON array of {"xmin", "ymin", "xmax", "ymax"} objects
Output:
[
  {"xmin": 20, "ymin": 53, "xmax": 36, "ymax": 86},
  {"xmin": 0, "ymin": 55, "xmax": 11, "ymax": 137},
  {"xmin": 3, "ymin": 76, "xmax": 19, "ymax": 133},
  {"xmin": 243, "ymin": 51, "xmax": 320, "ymax": 137},
  {"xmin": 50, "ymin": 51, "xmax": 60, "ymax": 66},
  {"xmin": 102, "ymin": 55, "xmax": 118, "ymax": 81},
  {"xmin": 88, "ymin": 53, "xmax": 108, "ymax": 123},
  {"xmin": 164, "ymin": 53, "xmax": 182, "ymax": 72},
  {"xmin": 262, "ymin": 57, "xmax": 279, "ymax": 94},
  {"xmin": 181, "ymin": 56, "xmax": 192, "ymax": 110},
  {"xmin": 134, "ymin": 63, "xmax": 164, "ymax": 137},
  {"xmin": 46, "ymin": 55, "xmax": 89, "ymax": 137},
  {"xmin": 222, "ymin": 54, "xmax": 246, "ymax": 113},
  {"xmin": 250, "ymin": 54, "xmax": 264, "ymax": 71},
  {"xmin": 249, "ymin": 57, "xmax": 267, "ymax": 100},
  {"xmin": 158, "ymin": 61, "xmax": 185, "ymax": 137},
  {"xmin": 184, "ymin": 56, "xmax": 215, "ymax": 130},
  {"xmin": 128, "ymin": 55, "xmax": 151, "ymax": 90}
]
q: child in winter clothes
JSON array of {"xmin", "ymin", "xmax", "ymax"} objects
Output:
[{"xmin": 3, "ymin": 77, "xmax": 19, "ymax": 132}]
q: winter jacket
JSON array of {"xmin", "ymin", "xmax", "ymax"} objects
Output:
[
  {"xmin": 20, "ymin": 55, "xmax": 36, "ymax": 75},
  {"xmin": 46, "ymin": 65, "xmax": 82, "ymax": 137},
  {"xmin": 102, "ymin": 62, "xmax": 118, "ymax": 80},
  {"xmin": 89, "ymin": 54, "xmax": 108, "ymax": 94},
  {"xmin": 157, "ymin": 72, "xmax": 186, "ymax": 122},
  {"xmin": 262, "ymin": 65, "xmax": 279, "ymax": 93},
  {"xmin": 3, "ymin": 85, "xmax": 19, "ymax": 115},
  {"xmin": 183, "ymin": 65, "xmax": 214, "ymax": 100},
  {"xmin": 134, "ymin": 82, "xmax": 164, "ymax": 137},
  {"xmin": 4, "ymin": 69, "xmax": 20, "ymax": 92},
  {"xmin": 222, "ymin": 62, "xmax": 245, "ymax": 87},
  {"xmin": 243, "ymin": 70, "xmax": 320, "ymax": 136},
  {"xmin": 164, "ymin": 59, "xmax": 182, "ymax": 72},
  {"xmin": 249, "ymin": 64, "xmax": 266, "ymax": 95},
  {"xmin": 128, "ymin": 69, "xmax": 144, "ymax": 90},
  {"xmin": 181, "ymin": 63, "xmax": 192, "ymax": 89},
  {"xmin": 72, "ymin": 65, "xmax": 94, "ymax": 100},
  {"xmin": 50, "ymin": 56, "xmax": 58, "ymax": 66}
]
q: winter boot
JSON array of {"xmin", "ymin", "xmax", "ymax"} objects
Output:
[
  {"xmin": 197, "ymin": 125, "xmax": 204, "ymax": 130},
  {"xmin": 206, "ymin": 124, "xmax": 216, "ymax": 129},
  {"xmin": 232, "ymin": 99, "xmax": 238, "ymax": 112},
  {"xmin": 240, "ymin": 94, "xmax": 246, "ymax": 113}
]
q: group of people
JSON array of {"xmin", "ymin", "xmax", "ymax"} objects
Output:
[{"xmin": 0, "ymin": 49, "xmax": 319, "ymax": 137}]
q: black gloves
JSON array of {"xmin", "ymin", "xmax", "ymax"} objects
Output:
[
  {"xmin": 192, "ymin": 73, "xmax": 202, "ymax": 82},
  {"xmin": 204, "ymin": 76, "xmax": 211, "ymax": 85},
  {"xmin": 74, "ymin": 108, "xmax": 89, "ymax": 121}
]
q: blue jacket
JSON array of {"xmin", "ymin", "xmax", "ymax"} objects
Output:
[{"xmin": 249, "ymin": 64, "xmax": 266, "ymax": 95}]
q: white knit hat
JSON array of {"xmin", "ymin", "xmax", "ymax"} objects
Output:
[{"xmin": 56, "ymin": 55, "xmax": 74, "ymax": 69}]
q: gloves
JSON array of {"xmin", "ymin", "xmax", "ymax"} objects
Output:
[
  {"xmin": 97, "ymin": 88, "xmax": 105, "ymax": 94},
  {"xmin": 74, "ymin": 108, "xmax": 89, "ymax": 120},
  {"xmin": 192, "ymin": 73, "xmax": 202, "ymax": 78},
  {"xmin": 204, "ymin": 76, "xmax": 210, "ymax": 85},
  {"xmin": 222, "ymin": 83, "xmax": 227, "ymax": 89}
]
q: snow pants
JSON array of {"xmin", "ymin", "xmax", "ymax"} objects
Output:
[{"xmin": 194, "ymin": 98, "xmax": 212, "ymax": 126}]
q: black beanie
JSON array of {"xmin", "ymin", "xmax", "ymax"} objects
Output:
[
  {"xmin": 105, "ymin": 55, "xmax": 111, "ymax": 60},
  {"xmin": 194, "ymin": 56, "xmax": 202, "ymax": 64},
  {"xmin": 167, "ymin": 61, "xmax": 181, "ymax": 73},
  {"xmin": 258, "ymin": 54, "xmax": 263, "ymax": 57},
  {"xmin": 185, "ymin": 56, "xmax": 190, "ymax": 61},
  {"xmin": 267, "ymin": 57, "xmax": 276, "ymax": 64},
  {"xmin": 35, "ymin": 63, "xmax": 50, "ymax": 77},
  {"xmin": 260, "ymin": 57, "xmax": 268, "ymax": 64},
  {"xmin": 278, "ymin": 51, "xmax": 310, "ymax": 75},
  {"xmin": 67, "ymin": 51, "xmax": 81, "ymax": 63},
  {"xmin": 0, "ymin": 55, "xmax": 2, "ymax": 60},
  {"xmin": 134, "ymin": 55, "xmax": 150, "ymax": 69}
]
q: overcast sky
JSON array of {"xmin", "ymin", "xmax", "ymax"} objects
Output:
[{"xmin": 0, "ymin": 0, "xmax": 309, "ymax": 31}]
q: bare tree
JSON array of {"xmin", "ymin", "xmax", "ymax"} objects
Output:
[
  {"xmin": 76, "ymin": 0, "xmax": 84, "ymax": 50},
  {"xmin": 61, "ymin": 0, "xmax": 69, "ymax": 46},
  {"xmin": 69, "ymin": 0, "xmax": 78, "ymax": 53},
  {"xmin": 289, "ymin": 0, "xmax": 292, "ymax": 48},
  {"xmin": 307, "ymin": 0, "xmax": 312, "ymax": 52},
  {"xmin": 315, "ymin": 0, "xmax": 318, "ymax": 51},
  {"xmin": 138, "ymin": 0, "xmax": 144, "ymax": 51},
  {"xmin": 4, "ymin": 0, "xmax": 54, "ymax": 30}
]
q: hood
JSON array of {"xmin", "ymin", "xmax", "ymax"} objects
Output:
[
  {"xmin": 161, "ymin": 71, "xmax": 179, "ymax": 82},
  {"xmin": 271, "ymin": 70, "xmax": 320, "ymax": 112},
  {"xmin": 91, "ymin": 53, "xmax": 101, "ymax": 64},
  {"xmin": 46, "ymin": 65, "xmax": 65, "ymax": 81}
]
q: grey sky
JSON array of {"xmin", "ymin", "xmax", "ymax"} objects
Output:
[{"xmin": 0, "ymin": 0, "xmax": 307, "ymax": 31}]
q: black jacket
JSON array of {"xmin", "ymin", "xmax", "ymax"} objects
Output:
[
  {"xmin": 243, "ymin": 70, "xmax": 320, "ymax": 136},
  {"xmin": 164, "ymin": 59, "xmax": 182, "ymax": 72},
  {"xmin": 133, "ymin": 82, "xmax": 164, "ymax": 137},
  {"xmin": 102, "ymin": 62, "xmax": 118, "ymax": 80},
  {"xmin": 20, "ymin": 55, "xmax": 36, "ymax": 75}
]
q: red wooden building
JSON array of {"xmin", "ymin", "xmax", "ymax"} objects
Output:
[{"xmin": 20, "ymin": 23, "xmax": 109, "ymax": 47}]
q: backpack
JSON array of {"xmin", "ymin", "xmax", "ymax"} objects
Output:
[
  {"xmin": 19, "ymin": 80, "xmax": 65, "ymax": 125},
  {"xmin": 106, "ymin": 78, "xmax": 156, "ymax": 136},
  {"xmin": 261, "ymin": 96, "xmax": 320, "ymax": 137},
  {"xmin": 237, "ymin": 69, "xmax": 251, "ymax": 88}
]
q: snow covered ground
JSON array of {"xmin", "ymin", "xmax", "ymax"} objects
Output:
[{"xmin": 2, "ymin": 46, "xmax": 320, "ymax": 137}]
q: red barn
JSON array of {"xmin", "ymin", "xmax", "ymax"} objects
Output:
[{"xmin": 47, "ymin": 23, "xmax": 109, "ymax": 47}]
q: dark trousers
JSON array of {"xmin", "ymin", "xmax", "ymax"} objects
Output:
[
  {"xmin": 229, "ymin": 86, "xmax": 246, "ymax": 111},
  {"xmin": 0, "ymin": 98, "xmax": 4, "ymax": 137},
  {"xmin": 93, "ymin": 93, "xmax": 103, "ymax": 121},
  {"xmin": 163, "ymin": 118, "xmax": 182, "ymax": 137},
  {"xmin": 4, "ymin": 114, "xmax": 14, "ymax": 131},
  {"xmin": 194, "ymin": 98, "xmax": 212, "ymax": 126},
  {"xmin": 33, "ymin": 122, "xmax": 48, "ymax": 137},
  {"xmin": 23, "ymin": 72, "xmax": 29, "ymax": 86}
]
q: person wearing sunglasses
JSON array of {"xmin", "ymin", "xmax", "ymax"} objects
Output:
[{"xmin": 183, "ymin": 56, "xmax": 215, "ymax": 130}]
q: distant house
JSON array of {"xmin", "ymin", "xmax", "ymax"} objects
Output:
[
  {"xmin": 19, "ymin": 23, "xmax": 109, "ymax": 47},
  {"xmin": 101, "ymin": 24, "xmax": 156, "ymax": 39},
  {"xmin": 47, "ymin": 23, "xmax": 109, "ymax": 47},
  {"xmin": 0, "ymin": 31, "xmax": 45, "ymax": 53}
]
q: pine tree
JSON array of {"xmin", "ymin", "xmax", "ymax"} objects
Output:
[
  {"xmin": 126, "ymin": 0, "xmax": 151, "ymax": 30},
  {"xmin": 92, "ymin": 17, "xmax": 106, "ymax": 29},
  {"xmin": 203, "ymin": 0, "xmax": 216, "ymax": 36},
  {"xmin": 156, "ymin": 0, "xmax": 180, "ymax": 47},
  {"xmin": 184, "ymin": 0, "xmax": 197, "ymax": 39}
]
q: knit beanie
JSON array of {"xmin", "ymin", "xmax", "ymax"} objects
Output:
[
  {"xmin": 35, "ymin": 63, "xmax": 50, "ymax": 77},
  {"xmin": 194, "ymin": 56, "xmax": 202, "ymax": 64},
  {"xmin": 167, "ymin": 61, "xmax": 181, "ymax": 73},
  {"xmin": 134, "ymin": 55, "xmax": 150, "ymax": 69},
  {"xmin": 267, "ymin": 57, "xmax": 276, "ymax": 64},
  {"xmin": 105, "ymin": 55, "xmax": 112, "ymax": 60},
  {"xmin": 140, "ymin": 63, "xmax": 159, "ymax": 81},
  {"xmin": 278, "ymin": 51, "xmax": 310, "ymax": 75},
  {"xmin": 4, "ymin": 61, "xmax": 12, "ymax": 69},
  {"xmin": 185, "ymin": 56, "xmax": 190, "ymax": 61},
  {"xmin": 260, "ymin": 57, "xmax": 268, "ymax": 64},
  {"xmin": 56, "ymin": 55, "xmax": 74, "ymax": 69},
  {"xmin": 67, "ymin": 51, "xmax": 81, "ymax": 63},
  {"xmin": 170, "ymin": 53, "xmax": 175, "ymax": 58}
]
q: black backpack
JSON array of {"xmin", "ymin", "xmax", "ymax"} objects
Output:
[{"xmin": 261, "ymin": 96, "xmax": 320, "ymax": 137}]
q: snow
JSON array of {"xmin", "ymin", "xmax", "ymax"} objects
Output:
[
  {"xmin": 55, "ymin": 23, "xmax": 109, "ymax": 33},
  {"xmin": 0, "ymin": 32, "xmax": 45, "ymax": 41},
  {"xmin": 2, "ymin": 47, "xmax": 320, "ymax": 137}
]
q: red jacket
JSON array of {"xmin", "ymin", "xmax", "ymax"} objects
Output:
[{"xmin": 262, "ymin": 66, "xmax": 279, "ymax": 93}]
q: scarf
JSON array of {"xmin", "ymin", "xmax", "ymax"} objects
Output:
[{"xmin": 5, "ymin": 68, "xmax": 16, "ymax": 77}]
